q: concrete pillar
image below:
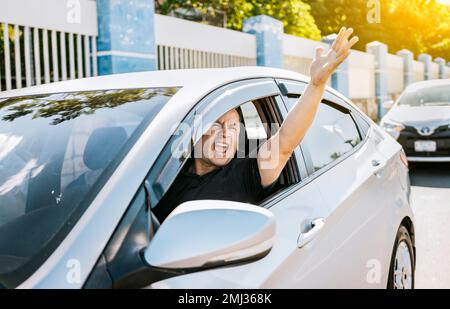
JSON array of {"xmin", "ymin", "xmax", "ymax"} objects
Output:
[
  {"xmin": 367, "ymin": 41, "xmax": 389, "ymax": 119},
  {"xmin": 96, "ymin": 0, "xmax": 157, "ymax": 75},
  {"xmin": 418, "ymin": 53, "xmax": 432, "ymax": 80},
  {"xmin": 434, "ymin": 58, "xmax": 446, "ymax": 79},
  {"xmin": 397, "ymin": 49, "xmax": 414, "ymax": 87},
  {"xmin": 243, "ymin": 15, "xmax": 283, "ymax": 68}
]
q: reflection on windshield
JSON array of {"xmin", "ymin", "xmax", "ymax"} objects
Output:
[
  {"xmin": 399, "ymin": 85, "xmax": 450, "ymax": 107},
  {"xmin": 0, "ymin": 87, "xmax": 178, "ymax": 288},
  {"xmin": 0, "ymin": 88, "xmax": 177, "ymax": 124}
]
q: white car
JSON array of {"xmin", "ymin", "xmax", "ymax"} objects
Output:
[
  {"xmin": 0, "ymin": 67, "xmax": 414, "ymax": 289},
  {"xmin": 381, "ymin": 79, "xmax": 450, "ymax": 162}
]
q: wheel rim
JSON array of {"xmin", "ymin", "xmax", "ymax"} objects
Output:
[{"xmin": 393, "ymin": 241, "xmax": 413, "ymax": 289}]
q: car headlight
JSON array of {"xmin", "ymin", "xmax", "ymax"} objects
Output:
[{"xmin": 381, "ymin": 119, "xmax": 405, "ymax": 140}]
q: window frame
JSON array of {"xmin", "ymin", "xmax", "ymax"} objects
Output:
[{"xmin": 145, "ymin": 78, "xmax": 304, "ymax": 209}]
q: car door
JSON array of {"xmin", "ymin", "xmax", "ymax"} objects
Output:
[
  {"xmin": 276, "ymin": 79, "xmax": 397, "ymax": 288},
  {"xmin": 147, "ymin": 78, "xmax": 335, "ymax": 289}
]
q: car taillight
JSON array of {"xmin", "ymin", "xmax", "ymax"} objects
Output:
[{"xmin": 400, "ymin": 150, "xmax": 408, "ymax": 168}]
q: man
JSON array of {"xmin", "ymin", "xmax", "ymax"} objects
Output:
[{"xmin": 154, "ymin": 27, "xmax": 358, "ymax": 222}]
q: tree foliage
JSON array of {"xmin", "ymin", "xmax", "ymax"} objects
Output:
[
  {"xmin": 156, "ymin": 0, "xmax": 322, "ymax": 40},
  {"xmin": 157, "ymin": 0, "xmax": 450, "ymax": 60},
  {"xmin": 304, "ymin": 0, "xmax": 450, "ymax": 59}
]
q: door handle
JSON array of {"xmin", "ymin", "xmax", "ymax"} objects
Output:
[
  {"xmin": 297, "ymin": 218, "xmax": 325, "ymax": 248},
  {"xmin": 372, "ymin": 159, "xmax": 387, "ymax": 177}
]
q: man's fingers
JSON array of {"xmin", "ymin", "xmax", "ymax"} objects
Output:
[
  {"xmin": 334, "ymin": 28, "xmax": 354, "ymax": 51},
  {"xmin": 331, "ymin": 27, "xmax": 346, "ymax": 51},
  {"xmin": 337, "ymin": 36, "xmax": 359, "ymax": 56},
  {"xmin": 315, "ymin": 46, "xmax": 324, "ymax": 58},
  {"xmin": 342, "ymin": 28, "xmax": 354, "ymax": 42},
  {"xmin": 335, "ymin": 50, "xmax": 351, "ymax": 66}
]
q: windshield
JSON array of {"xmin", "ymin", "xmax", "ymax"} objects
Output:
[
  {"xmin": 399, "ymin": 84, "xmax": 450, "ymax": 107},
  {"xmin": 0, "ymin": 87, "xmax": 178, "ymax": 288}
]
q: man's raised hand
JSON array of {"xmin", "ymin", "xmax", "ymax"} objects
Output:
[{"xmin": 309, "ymin": 27, "xmax": 359, "ymax": 87}]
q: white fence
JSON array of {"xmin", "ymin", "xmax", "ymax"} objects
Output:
[
  {"xmin": 153, "ymin": 14, "xmax": 450, "ymax": 119},
  {"xmin": 1, "ymin": 8, "xmax": 449, "ymax": 119},
  {"xmin": 154, "ymin": 14, "xmax": 256, "ymax": 70},
  {"xmin": 0, "ymin": 0, "xmax": 97, "ymax": 91}
]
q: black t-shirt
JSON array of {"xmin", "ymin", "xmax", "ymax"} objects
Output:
[{"xmin": 153, "ymin": 158, "xmax": 273, "ymax": 222}]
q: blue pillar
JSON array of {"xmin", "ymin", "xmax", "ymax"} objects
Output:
[
  {"xmin": 243, "ymin": 15, "xmax": 283, "ymax": 68},
  {"xmin": 418, "ymin": 54, "xmax": 432, "ymax": 80},
  {"xmin": 434, "ymin": 58, "xmax": 446, "ymax": 79},
  {"xmin": 96, "ymin": 0, "xmax": 156, "ymax": 75},
  {"xmin": 397, "ymin": 49, "xmax": 414, "ymax": 87},
  {"xmin": 366, "ymin": 41, "xmax": 389, "ymax": 119},
  {"xmin": 322, "ymin": 34, "xmax": 349, "ymax": 97}
]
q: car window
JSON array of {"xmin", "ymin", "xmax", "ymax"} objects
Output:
[
  {"xmin": 147, "ymin": 79, "xmax": 282, "ymax": 206},
  {"xmin": 240, "ymin": 102, "xmax": 267, "ymax": 140},
  {"xmin": 399, "ymin": 84, "xmax": 450, "ymax": 107},
  {"xmin": 301, "ymin": 102, "xmax": 362, "ymax": 172},
  {"xmin": 0, "ymin": 87, "xmax": 178, "ymax": 288},
  {"xmin": 352, "ymin": 110, "xmax": 371, "ymax": 138}
]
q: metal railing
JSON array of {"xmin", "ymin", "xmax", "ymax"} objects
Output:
[
  {"xmin": 1, "ymin": 23, "xmax": 97, "ymax": 91},
  {"xmin": 157, "ymin": 45, "xmax": 254, "ymax": 70}
]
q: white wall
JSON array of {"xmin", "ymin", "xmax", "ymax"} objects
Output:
[
  {"xmin": 446, "ymin": 66, "xmax": 450, "ymax": 78},
  {"xmin": 387, "ymin": 54, "xmax": 404, "ymax": 95},
  {"xmin": 282, "ymin": 34, "xmax": 328, "ymax": 75},
  {"xmin": 430, "ymin": 62, "xmax": 440, "ymax": 79},
  {"xmin": 413, "ymin": 60, "xmax": 425, "ymax": 82},
  {"xmin": 282, "ymin": 34, "xmax": 376, "ymax": 101},
  {"xmin": 154, "ymin": 14, "xmax": 256, "ymax": 70},
  {"xmin": 348, "ymin": 50, "xmax": 375, "ymax": 100},
  {"xmin": 155, "ymin": 14, "xmax": 256, "ymax": 58}
]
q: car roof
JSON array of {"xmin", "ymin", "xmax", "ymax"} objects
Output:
[
  {"xmin": 0, "ymin": 67, "xmax": 350, "ymax": 144},
  {"xmin": 405, "ymin": 79, "xmax": 450, "ymax": 92},
  {"xmin": 0, "ymin": 66, "xmax": 310, "ymax": 99}
]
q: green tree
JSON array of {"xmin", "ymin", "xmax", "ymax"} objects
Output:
[
  {"xmin": 304, "ymin": 0, "xmax": 450, "ymax": 60},
  {"xmin": 156, "ymin": 0, "xmax": 322, "ymax": 40}
]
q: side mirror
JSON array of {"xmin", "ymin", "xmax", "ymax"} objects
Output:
[{"xmin": 143, "ymin": 200, "xmax": 275, "ymax": 271}]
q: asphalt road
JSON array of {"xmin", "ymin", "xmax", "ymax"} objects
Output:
[{"xmin": 409, "ymin": 162, "xmax": 450, "ymax": 289}]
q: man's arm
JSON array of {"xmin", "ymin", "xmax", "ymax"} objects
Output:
[{"xmin": 257, "ymin": 27, "xmax": 359, "ymax": 187}]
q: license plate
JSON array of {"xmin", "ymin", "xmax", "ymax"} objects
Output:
[{"xmin": 414, "ymin": 140, "xmax": 437, "ymax": 152}]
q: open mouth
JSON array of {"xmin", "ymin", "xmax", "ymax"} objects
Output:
[{"xmin": 213, "ymin": 141, "xmax": 230, "ymax": 154}]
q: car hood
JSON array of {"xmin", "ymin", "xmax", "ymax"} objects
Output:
[{"xmin": 385, "ymin": 105, "xmax": 450, "ymax": 127}]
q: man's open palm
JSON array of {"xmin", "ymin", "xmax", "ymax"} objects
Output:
[{"xmin": 310, "ymin": 27, "xmax": 359, "ymax": 86}]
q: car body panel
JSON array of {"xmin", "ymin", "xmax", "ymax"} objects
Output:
[{"xmin": 0, "ymin": 67, "xmax": 414, "ymax": 289}]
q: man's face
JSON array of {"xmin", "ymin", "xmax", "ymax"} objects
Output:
[{"xmin": 195, "ymin": 109, "xmax": 240, "ymax": 167}]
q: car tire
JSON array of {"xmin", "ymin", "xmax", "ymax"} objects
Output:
[{"xmin": 387, "ymin": 225, "xmax": 415, "ymax": 289}]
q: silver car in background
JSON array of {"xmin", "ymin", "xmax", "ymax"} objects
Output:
[
  {"xmin": 0, "ymin": 67, "xmax": 414, "ymax": 289},
  {"xmin": 381, "ymin": 79, "xmax": 450, "ymax": 162}
]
